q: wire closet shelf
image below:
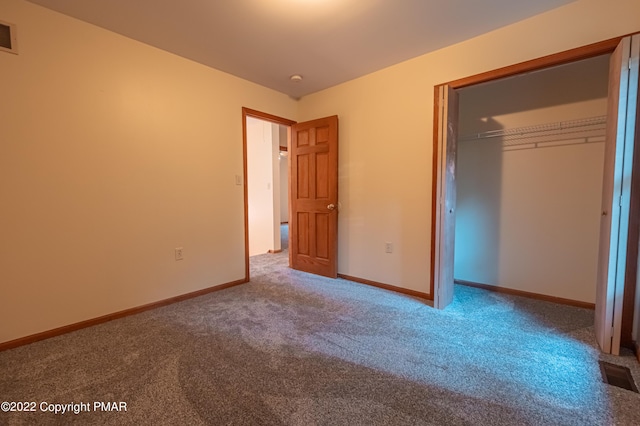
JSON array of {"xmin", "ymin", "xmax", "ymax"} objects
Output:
[{"xmin": 459, "ymin": 115, "xmax": 607, "ymax": 150}]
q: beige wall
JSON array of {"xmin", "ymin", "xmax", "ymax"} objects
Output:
[
  {"xmin": 297, "ymin": 0, "xmax": 640, "ymax": 295},
  {"xmin": 0, "ymin": 0, "xmax": 297, "ymax": 344},
  {"xmin": 2, "ymin": 0, "xmax": 640, "ymax": 344},
  {"xmin": 454, "ymin": 55, "xmax": 609, "ymax": 304}
]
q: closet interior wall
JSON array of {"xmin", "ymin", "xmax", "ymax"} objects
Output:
[{"xmin": 454, "ymin": 55, "xmax": 610, "ymax": 304}]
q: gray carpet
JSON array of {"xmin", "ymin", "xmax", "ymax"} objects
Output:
[{"xmin": 1, "ymin": 230, "xmax": 640, "ymax": 425}]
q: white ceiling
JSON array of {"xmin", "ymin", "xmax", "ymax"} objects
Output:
[{"xmin": 27, "ymin": 0, "xmax": 575, "ymax": 99}]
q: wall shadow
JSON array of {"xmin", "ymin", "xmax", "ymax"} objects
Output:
[{"xmin": 454, "ymin": 116, "xmax": 503, "ymax": 286}]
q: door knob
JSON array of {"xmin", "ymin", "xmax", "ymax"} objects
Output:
[{"xmin": 327, "ymin": 204, "xmax": 336, "ymax": 211}]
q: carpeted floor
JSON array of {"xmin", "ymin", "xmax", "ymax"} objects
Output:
[{"xmin": 1, "ymin": 228, "xmax": 639, "ymax": 425}]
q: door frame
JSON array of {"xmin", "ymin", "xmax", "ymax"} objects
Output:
[
  {"xmin": 430, "ymin": 33, "xmax": 639, "ymax": 346},
  {"xmin": 241, "ymin": 107, "xmax": 296, "ymax": 281}
]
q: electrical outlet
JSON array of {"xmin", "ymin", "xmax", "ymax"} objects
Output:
[
  {"xmin": 175, "ymin": 247, "xmax": 184, "ymax": 261},
  {"xmin": 385, "ymin": 242, "xmax": 393, "ymax": 253}
]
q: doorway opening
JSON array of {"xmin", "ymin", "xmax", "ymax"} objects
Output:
[
  {"xmin": 242, "ymin": 108, "xmax": 295, "ymax": 281},
  {"xmin": 245, "ymin": 116, "xmax": 289, "ymax": 256},
  {"xmin": 242, "ymin": 108, "xmax": 340, "ymax": 281}
]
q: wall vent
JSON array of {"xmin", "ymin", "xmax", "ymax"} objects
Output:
[
  {"xmin": 0, "ymin": 20, "xmax": 18, "ymax": 55},
  {"xmin": 599, "ymin": 361, "xmax": 639, "ymax": 393}
]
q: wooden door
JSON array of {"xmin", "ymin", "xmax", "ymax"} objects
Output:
[
  {"xmin": 289, "ymin": 116, "xmax": 339, "ymax": 278},
  {"xmin": 595, "ymin": 35, "xmax": 640, "ymax": 355},
  {"xmin": 434, "ymin": 85, "xmax": 459, "ymax": 309}
]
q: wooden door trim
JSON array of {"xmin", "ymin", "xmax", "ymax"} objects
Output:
[
  {"xmin": 243, "ymin": 107, "xmax": 297, "ymax": 127},
  {"xmin": 446, "ymin": 34, "xmax": 630, "ymax": 90},
  {"xmin": 430, "ymin": 86, "xmax": 442, "ymax": 301},
  {"xmin": 241, "ymin": 107, "xmax": 296, "ymax": 281},
  {"xmin": 430, "ymin": 33, "xmax": 639, "ymax": 301},
  {"xmin": 622, "ymin": 75, "xmax": 640, "ymax": 348}
]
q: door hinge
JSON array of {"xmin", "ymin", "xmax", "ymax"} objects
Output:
[{"xmin": 619, "ymin": 196, "xmax": 623, "ymax": 207}]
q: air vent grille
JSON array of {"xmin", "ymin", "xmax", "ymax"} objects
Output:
[
  {"xmin": 599, "ymin": 361, "xmax": 639, "ymax": 393},
  {"xmin": 0, "ymin": 20, "xmax": 18, "ymax": 54}
]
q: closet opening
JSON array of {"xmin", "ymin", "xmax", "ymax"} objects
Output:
[
  {"xmin": 454, "ymin": 54, "xmax": 610, "ymax": 309},
  {"xmin": 431, "ymin": 33, "xmax": 640, "ymax": 355}
]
